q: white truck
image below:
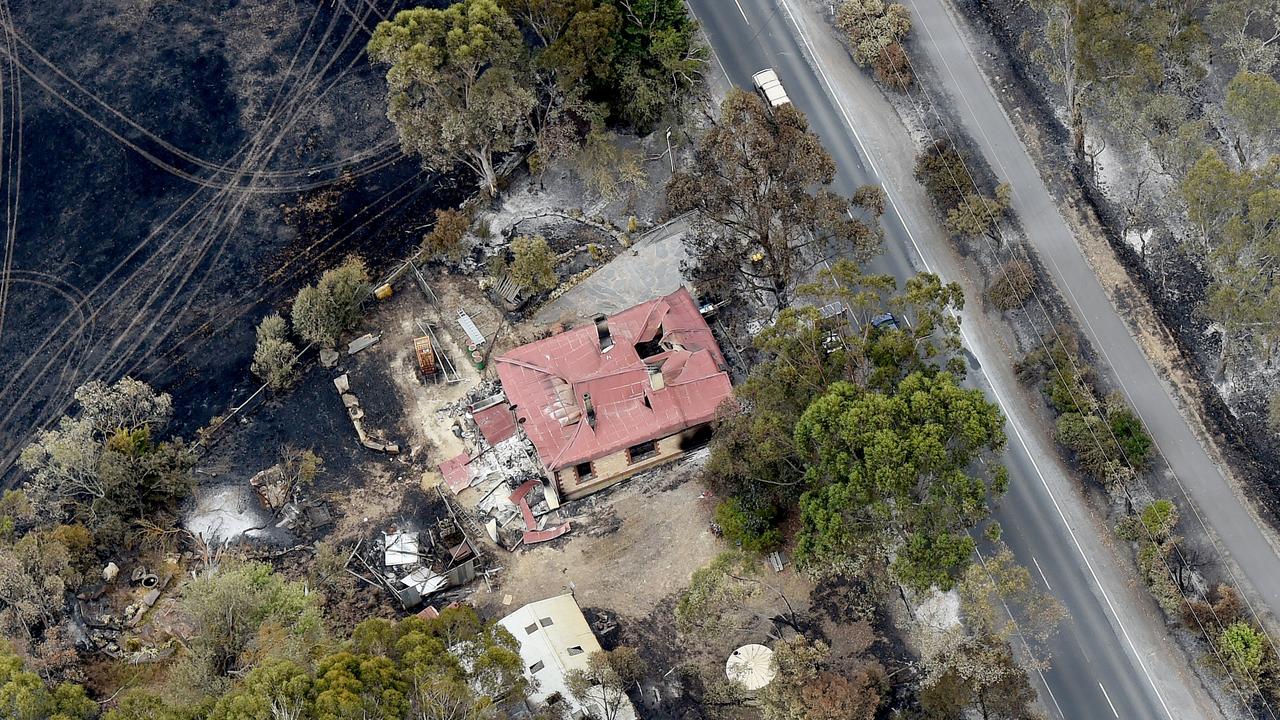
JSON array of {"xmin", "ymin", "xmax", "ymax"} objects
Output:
[{"xmin": 752, "ymin": 68, "xmax": 791, "ymax": 109}]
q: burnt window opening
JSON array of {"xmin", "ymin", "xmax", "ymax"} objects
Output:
[
  {"xmin": 679, "ymin": 424, "xmax": 715, "ymax": 452},
  {"xmin": 575, "ymin": 462, "xmax": 594, "ymax": 481},
  {"xmin": 628, "ymin": 440, "xmax": 659, "ymax": 463}
]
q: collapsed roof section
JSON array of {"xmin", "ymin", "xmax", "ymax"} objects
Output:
[{"xmin": 496, "ymin": 287, "xmax": 733, "ymax": 472}]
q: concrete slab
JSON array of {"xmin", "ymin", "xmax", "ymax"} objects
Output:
[{"xmin": 535, "ymin": 218, "xmax": 691, "ymax": 325}]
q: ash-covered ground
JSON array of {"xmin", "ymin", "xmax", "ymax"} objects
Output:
[{"xmin": 0, "ymin": 0, "xmax": 461, "ymax": 480}]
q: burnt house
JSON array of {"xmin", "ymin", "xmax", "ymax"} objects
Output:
[{"xmin": 496, "ymin": 287, "xmax": 732, "ymax": 501}]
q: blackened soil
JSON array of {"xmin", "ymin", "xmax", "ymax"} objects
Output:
[{"xmin": 0, "ymin": 0, "xmax": 463, "ymax": 482}]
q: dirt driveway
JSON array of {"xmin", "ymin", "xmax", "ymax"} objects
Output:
[{"xmin": 475, "ymin": 455, "xmax": 723, "ymax": 620}]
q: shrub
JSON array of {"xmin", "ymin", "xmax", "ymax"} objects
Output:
[
  {"xmin": 915, "ymin": 140, "xmax": 969, "ymax": 211},
  {"xmin": 1219, "ymin": 621, "xmax": 1267, "ymax": 691},
  {"xmin": 509, "ymin": 235, "xmax": 557, "ymax": 292},
  {"xmin": 714, "ymin": 497, "xmax": 783, "ymax": 553},
  {"xmin": 874, "ymin": 42, "xmax": 914, "ymax": 91},
  {"xmin": 1137, "ymin": 540, "xmax": 1183, "ymax": 616},
  {"xmin": 251, "ymin": 314, "xmax": 298, "ymax": 392},
  {"xmin": 836, "ymin": 0, "xmax": 912, "ymax": 67},
  {"xmin": 421, "ymin": 208, "xmax": 469, "ymax": 260},
  {"xmin": 291, "ymin": 257, "xmax": 370, "ymax": 347},
  {"xmin": 1105, "ymin": 397, "xmax": 1153, "ymax": 471},
  {"xmin": 1055, "ymin": 412, "xmax": 1122, "ymax": 480},
  {"xmin": 987, "ymin": 258, "xmax": 1036, "ymax": 310}
]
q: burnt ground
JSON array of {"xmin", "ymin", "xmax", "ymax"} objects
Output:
[
  {"xmin": 0, "ymin": 0, "xmax": 463, "ymax": 483},
  {"xmin": 950, "ymin": 0, "xmax": 1280, "ymax": 520}
]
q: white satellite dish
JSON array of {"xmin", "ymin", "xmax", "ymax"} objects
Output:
[{"xmin": 726, "ymin": 643, "xmax": 776, "ymax": 690}]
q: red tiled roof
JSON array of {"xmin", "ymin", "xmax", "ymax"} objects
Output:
[{"xmin": 496, "ymin": 287, "xmax": 732, "ymax": 471}]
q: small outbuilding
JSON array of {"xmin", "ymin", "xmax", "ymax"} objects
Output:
[{"xmin": 498, "ymin": 594, "xmax": 637, "ymax": 720}]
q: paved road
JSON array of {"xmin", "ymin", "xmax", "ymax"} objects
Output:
[
  {"xmin": 687, "ymin": 0, "xmax": 1225, "ymax": 718},
  {"xmin": 906, "ymin": 0, "xmax": 1280, "ymax": 636}
]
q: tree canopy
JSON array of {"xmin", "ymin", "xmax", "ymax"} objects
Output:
[
  {"xmin": 103, "ymin": 605, "xmax": 524, "ymax": 720},
  {"xmin": 794, "ymin": 372, "xmax": 1007, "ymax": 590},
  {"xmin": 290, "ymin": 257, "xmax": 370, "ymax": 348},
  {"xmin": 368, "ymin": 0, "xmax": 537, "ymax": 196},
  {"xmin": 517, "ymin": 0, "xmax": 705, "ymax": 130},
  {"xmin": 668, "ymin": 88, "xmax": 884, "ymax": 310},
  {"xmin": 18, "ymin": 378, "xmax": 193, "ymax": 544}
]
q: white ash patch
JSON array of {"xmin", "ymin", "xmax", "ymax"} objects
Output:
[
  {"xmin": 184, "ymin": 483, "xmax": 272, "ymax": 544},
  {"xmin": 915, "ymin": 588, "xmax": 962, "ymax": 632}
]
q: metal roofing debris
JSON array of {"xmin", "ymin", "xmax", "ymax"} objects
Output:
[
  {"xmin": 439, "ymin": 452, "xmax": 473, "ymax": 494},
  {"xmin": 457, "ymin": 309, "xmax": 485, "ymax": 346},
  {"xmin": 347, "ymin": 333, "xmax": 380, "ymax": 355},
  {"xmin": 522, "ymin": 522, "xmax": 571, "ymax": 545},
  {"xmin": 399, "ymin": 566, "xmax": 448, "ymax": 595},
  {"xmin": 509, "ymin": 480, "xmax": 540, "ymax": 531},
  {"xmin": 495, "ymin": 287, "xmax": 733, "ymax": 472},
  {"xmin": 449, "ymin": 540, "xmax": 473, "ymax": 562},
  {"xmin": 473, "ymin": 400, "xmax": 517, "ymax": 446},
  {"xmin": 384, "ymin": 531, "xmax": 420, "ymax": 566}
]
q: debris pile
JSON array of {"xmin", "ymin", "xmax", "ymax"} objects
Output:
[
  {"xmin": 75, "ymin": 560, "xmax": 181, "ymax": 663},
  {"xmin": 346, "ymin": 495, "xmax": 490, "ymax": 609},
  {"xmin": 247, "ymin": 462, "xmax": 333, "ymax": 535},
  {"xmin": 432, "ymin": 383, "xmax": 575, "ymax": 550},
  {"xmin": 334, "ymin": 372, "xmax": 401, "ymax": 454}
]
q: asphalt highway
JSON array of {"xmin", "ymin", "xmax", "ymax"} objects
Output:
[{"xmin": 686, "ymin": 0, "xmax": 1229, "ymax": 717}]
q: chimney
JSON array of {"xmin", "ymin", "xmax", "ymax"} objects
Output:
[
  {"xmin": 594, "ymin": 314, "xmax": 614, "ymax": 352},
  {"xmin": 647, "ymin": 364, "xmax": 665, "ymax": 391},
  {"xmin": 583, "ymin": 393, "xmax": 596, "ymax": 429}
]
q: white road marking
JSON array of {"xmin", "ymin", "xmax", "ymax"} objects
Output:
[
  {"xmin": 1100, "ymin": 682, "xmax": 1120, "ymax": 718},
  {"xmin": 733, "ymin": 0, "xmax": 751, "ymax": 25},
  {"xmin": 1037, "ymin": 669, "xmax": 1066, "ymax": 720},
  {"xmin": 770, "ymin": 0, "xmax": 1174, "ymax": 717},
  {"xmin": 1033, "ymin": 555, "xmax": 1052, "ymax": 591}
]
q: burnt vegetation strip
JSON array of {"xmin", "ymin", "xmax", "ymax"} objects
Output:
[{"xmin": 957, "ymin": 0, "xmax": 1280, "ymax": 518}]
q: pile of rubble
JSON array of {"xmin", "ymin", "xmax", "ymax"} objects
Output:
[
  {"xmin": 247, "ymin": 463, "xmax": 333, "ymax": 535},
  {"xmin": 347, "ymin": 498, "xmax": 491, "ymax": 609},
  {"xmin": 434, "ymin": 383, "xmax": 574, "ymax": 550},
  {"xmin": 75, "ymin": 560, "xmax": 182, "ymax": 663},
  {"xmin": 333, "ymin": 372, "xmax": 400, "ymax": 454}
]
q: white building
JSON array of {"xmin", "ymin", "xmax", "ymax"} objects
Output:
[{"xmin": 498, "ymin": 594, "xmax": 638, "ymax": 720}]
